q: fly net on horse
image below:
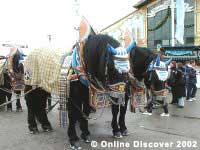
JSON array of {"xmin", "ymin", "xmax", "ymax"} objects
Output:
[{"xmin": 24, "ymin": 48, "xmax": 72, "ymax": 127}]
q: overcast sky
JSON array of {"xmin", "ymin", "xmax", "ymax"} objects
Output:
[{"xmin": 0, "ymin": 0, "xmax": 139, "ymax": 51}]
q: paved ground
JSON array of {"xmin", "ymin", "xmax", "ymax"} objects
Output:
[{"xmin": 1, "ymin": 91, "xmax": 200, "ymax": 150}]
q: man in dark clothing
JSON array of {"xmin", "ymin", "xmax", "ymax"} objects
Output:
[
  {"xmin": 183, "ymin": 61, "xmax": 190, "ymax": 99},
  {"xmin": 168, "ymin": 61, "xmax": 177, "ymax": 104},
  {"xmin": 67, "ymin": 80, "xmax": 91, "ymax": 149},
  {"xmin": 186, "ymin": 60, "xmax": 197, "ymax": 101},
  {"xmin": 174, "ymin": 62, "xmax": 186, "ymax": 107},
  {"xmin": 67, "ymin": 46, "xmax": 91, "ymax": 150},
  {"xmin": 25, "ymin": 86, "xmax": 53, "ymax": 134}
]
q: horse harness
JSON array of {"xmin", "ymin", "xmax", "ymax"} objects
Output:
[
  {"xmin": 67, "ymin": 42, "xmax": 127, "ymax": 110},
  {"xmin": 0, "ymin": 56, "xmax": 24, "ymax": 91}
]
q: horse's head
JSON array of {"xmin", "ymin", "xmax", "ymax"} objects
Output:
[
  {"xmin": 83, "ymin": 34, "xmax": 136, "ymax": 91},
  {"xmin": 144, "ymin": 55, "xmax": 171, "ymax": 91},
  {"xmin": 11, "ymin": 49, "xmax": 25, "ymax": 73},
  {"xmin": 79, "ymin": 17, "xmax": 135, "ymax": 91},
  {"xmin": 129, "ymin": 46, "xmax": 156, "ymax": 81},
  {"xmin": 7, "ymin": 48, "xmax": 25, "ymax": 90},
  {"xmin": 128, "ymin": 43, "xmax": 172, "ymax": 92}
]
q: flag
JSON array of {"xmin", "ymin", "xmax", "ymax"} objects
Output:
[{"xmin": 175, "ymin": 0, "xmax": 185, "ymax": 44}]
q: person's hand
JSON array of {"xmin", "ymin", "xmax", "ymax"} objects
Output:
[{"xmin": 67, "ymin": 74, "xmax": 78, "ymax": 80}]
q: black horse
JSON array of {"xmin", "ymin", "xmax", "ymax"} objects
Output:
[
  {"xmin": 0, "ymin": 50, "xmax": 24, "ymax": 112},
  {"xmin": 0, "ymin": 68, "xmax": 12, "ymax": 111},
  {"xmin": 67, "ymin": 32, "xmax": 136, "ymax": 149},
  {"xmin": 129, "ymin": 46, "xmax": 171, "ymax": 116}
]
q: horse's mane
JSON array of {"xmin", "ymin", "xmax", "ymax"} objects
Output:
[
  {"xmin": 130, "ymin": 46, "xmax": 157, "ymax": 81},
  {"xmin": 83, "ymin": 34, "xmax": 120, "ymax": 86}
]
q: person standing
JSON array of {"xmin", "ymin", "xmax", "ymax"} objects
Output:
[
  {"xmin": 183, "ymin": 61, "xmax": 190, "ymax": 100},
  {"xmin": 67, "ymin": 45, "xmax": 91, "ymax": 150},
  {"xmin": 168, "ymin": 61, "xmax": 177, "ymax": 104},
  {"xmin": 174, "ymin": 62, "xmax": 186, "ymax": 108},
  {"xmin": 186, "ymin": 60, "xmax": 197, "ymax": 101}
]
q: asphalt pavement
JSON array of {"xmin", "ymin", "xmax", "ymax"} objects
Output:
[{"xmin": 1, "ymin": 90, "xmax": 200, "ymax": 150}]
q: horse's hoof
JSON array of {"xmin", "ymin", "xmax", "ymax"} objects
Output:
[
  {"xmin": 7, "ymin": 108, "xmax": 12, "ymax": 112},
  {"xmin": 0, "ymin": 107, "xmax": 6, "ymax": 112},
  {"xmin": 29, "ymin": 128, "xmax": 39, "ymax": 134},
  {"xmin": 42, "ymin": 125, "xmax": 53, "ymax": 132},
  {"xmin": 69, "ymin": 141, "xmax": 82, "ymax": 150},
  {"xmin": 90, "ymin": 107, "xmax": 96, "ymax": 113},
  {"xmin": 113, "ymin": 131, "xmax": 123, "ymax": 139},
  {"xmin": 16, "ymin": 107, "xmax": 23, "ymax": 112},
  {"xmin": 121, "ymin": 129, "xmax": 129, "ymax": 136},
  {"xmin": 81, "ymin": 135, "xmax": 91, "ymax": 143},
  {"xmin": 142, "ymin": 111, "xmax": 152, "ymax": 116}
]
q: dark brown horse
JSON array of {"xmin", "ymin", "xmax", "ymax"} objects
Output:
[
  {"xmin": 0, "ymin": 49, "xmax": 24, "ymax": 112},
  {"xmin": 129, "ymin": 45, "xmax": 171, "ymax": 116}
]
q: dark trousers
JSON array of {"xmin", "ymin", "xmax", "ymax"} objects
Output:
[
  {"xmin": 15, "ymin": 91, "xmax": 22, "ymax": 109},
  {"xmin": 25, "ymin": 86, "xmax": 51, "ymax": 130},
  {"xmin": 0, "ymin": 89, "xmax": 12, "ymax": 109},
  {"xmin": 186, "ymin": 83, "xmax": 197, "ymax": 100},
  {"xmin": 67, "ymin": 80, "xmax": 90, "ymax": 143},
  {"xmin": 111, "ymin": 94, "xmax": 128, "ymax": 133},
  {"xmin": 171, "ymin": 87, "xmax": 178, "ymax": 104},
  {"xmin": 47, "ymin": 96, "xmax": 51, "ymax": 108},
  {"xmin": 0, "ymin": 89, "xmax": 22, "ymax": 110}
]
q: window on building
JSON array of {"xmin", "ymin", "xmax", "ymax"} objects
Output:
[{"xmin": 147, "ymin": 0, "xmax": 195, "ymax": 49}]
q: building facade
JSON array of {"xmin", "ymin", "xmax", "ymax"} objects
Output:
[{"xmin": 101, "ymin": 0, "xmax": 200, "ymax": 50}]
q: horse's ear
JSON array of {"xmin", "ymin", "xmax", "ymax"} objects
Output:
[
  {"xmin": 126, "ymin": 40, "xmax": 136, "ymax": 54},
  {"xmin": 79, "ymin": 17, "xmax": 92, "ymax": 42},
  {"xmin": 124, "ymin": 28, "xmax": 132, "ymax": 48},
  {"xmin": 155, "ymin": 55, "xmax": 161, "ymax": 66},
  {"xmin": 124, "ymin": 28, "xmax": 136, "ymax": 53},
  {"xmin": 9, "ymin": 47, "xmax": 16, "ymax": 56},
  {"xmin": 107, "ymin": 44, "xmax": 117, "ymax": 55},
  {"xmin": 78, "ymin": 17, "xmax": 92, "ymax": 64}
]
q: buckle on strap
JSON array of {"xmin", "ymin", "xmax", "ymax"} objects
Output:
[{"xmin": 108, "ymin": 82, "xmax": 126, "ymax": 92}]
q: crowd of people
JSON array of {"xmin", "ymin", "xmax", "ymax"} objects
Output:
[{"xmin": 168, "ymin": 60, "xmax": 198, "ymax": 108}]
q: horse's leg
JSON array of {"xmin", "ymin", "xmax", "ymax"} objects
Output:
[
  {"xmin": 111, "ymin": 100, "xmax": 120, "ymax": 137},
  {"xmin": 47, "ymin": 95, "xmax": 52, "ymax": 109},
  {"xmin": 75, "ymin": 81, "xmax": 90, "ymax": 143},
  {"xmin": 34, "ymin": 89, "xmax": 52, "ymax": 131},
  {"xmin": 146, "ymin": 89, "xmax": 153, "ymax": 113},
  {"xmin": 68, "ymin": 101, "xmax": 79, "ymax": 143},
  {"xmin": 6, "ymin": 91, "xmax": 12, "ymax": 111},
  {"xmin": 24, "ymin": 86, "xmax": 38, "ymax": 133},
  {"xmin": 67, "ymin": 81, "xmax": 81, "ymax": 145},
  {"xmin": 15, "ymin": 90, "xmax": 22, "ymax": 111},
  {"xmin": 119, "ymin": 93, "xmax": 129, "ymax": 136},
  {"xmin": 0, "ymin": 89, "xmax": 8, "ymax": 111},
  {"xmin": 162, "ymin": 97, "xmax": 169, "ymax": 114}
]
